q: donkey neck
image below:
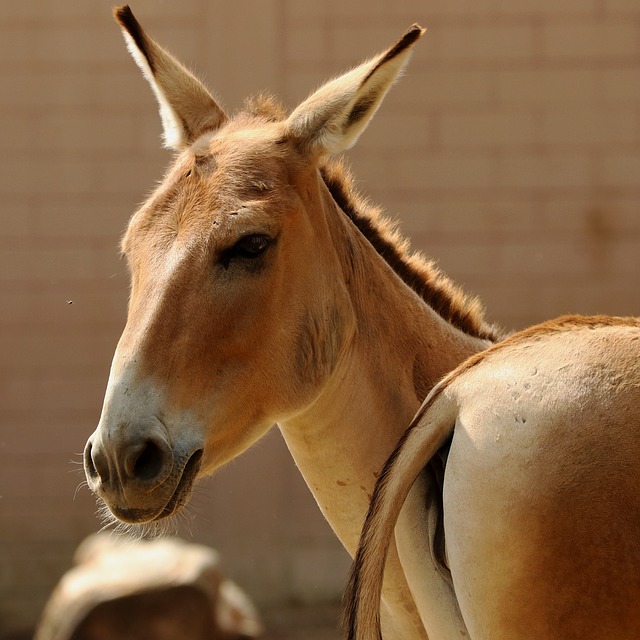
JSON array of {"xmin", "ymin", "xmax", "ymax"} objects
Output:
[{"xmin": 279, "ymin": 183, "xmax": 490, "ymax": 555}]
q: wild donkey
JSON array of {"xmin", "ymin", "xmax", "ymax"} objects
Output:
[
  {"xmin": 83, "ymin": 6, "xmax": 640, "ymax": 639},
  {"xmin": 84, "ymin": 7, "xmax": 482, "ymax": 637}
]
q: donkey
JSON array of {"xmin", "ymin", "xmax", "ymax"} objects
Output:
[
  {"xmin": 346, "ymin": 315, "xmax": 640, "ymax": 639},
  {"xmin": 83, "ymin": 6, "xmax": 501, "ymax": 638}
]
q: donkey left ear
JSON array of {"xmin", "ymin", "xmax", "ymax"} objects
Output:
[
  {"xmin": 114, "ymin": 5, "xmax": 227, "ymax": 150},
  {"xmin": 285, "ymin": 25, "xmax": 425, "ymax": 156}
]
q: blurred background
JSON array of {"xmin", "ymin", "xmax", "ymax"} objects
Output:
[{"xmin": 1, "ymin": 0, "xmax": 639, "ymax": 637}]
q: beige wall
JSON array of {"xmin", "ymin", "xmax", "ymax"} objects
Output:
[{"xmin": 1, "ymin": 0, "xmax": 639, "ymax": 633}]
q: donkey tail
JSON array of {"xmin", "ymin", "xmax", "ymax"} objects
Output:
[{"xmin": 343, "ymin": 381, "xmax": 458, "ymax": 640}]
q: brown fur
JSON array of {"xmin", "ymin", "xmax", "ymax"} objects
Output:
[
  {"xmin": 437, "ymin": 313, "xmax": 640, "ymax": 385},
  {"xmin": 366, "ymin": 314, "xmax": 640, "ymax": 513},
  {"xmin": 345, "ymin": 314, "xmax": 640, "ymax": 639}
]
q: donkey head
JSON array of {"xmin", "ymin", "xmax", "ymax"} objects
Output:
[{"xmin": 83, "ymin": 5, "xmax": 424, "ymax": 526}]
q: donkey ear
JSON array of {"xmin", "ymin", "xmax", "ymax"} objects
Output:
[
  {"xmin": 285, "ymin": 25, "xmax": 425, "ymax": 156},
  {"xmin": 114, "ymin": 5, "xmax": 227, "ymax": 150}
]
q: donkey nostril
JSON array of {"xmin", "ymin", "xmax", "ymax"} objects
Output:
[
  {"xmin": 129, "ymin": 439, "xmax": 166, "ymax": 482},
  {"xmin": 84, "ymin": 442, "xmax": 98, "ymax": 479},
  {"xmin": 84, "ymin": 440, "xmax": 109, "ymax": 485}
]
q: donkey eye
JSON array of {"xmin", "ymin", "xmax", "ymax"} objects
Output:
[
  {"xmin": 234, "ymin": 234, "xmax": 271, "ymax": 257},
  {"xmin": 221, "ymin": 233, "xmax": 272, "ymax": 268}
]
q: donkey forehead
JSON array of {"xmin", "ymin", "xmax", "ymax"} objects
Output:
[
  {"xmin": 188, "ymin": 117, "xmax": 291, "ymax": 178},
  {"xmin": 124, "ymin": 123, "xmax": 295, "ymax": 246},
  {"xmin": 205, "ymin": 123, "xmax": 293, "ymax": 191}
]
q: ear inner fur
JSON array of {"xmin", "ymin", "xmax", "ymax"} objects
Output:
[
  {"xmin": 113, "ymin": 4, "xmax": 227, "ymax": 149},
  {"xmin": 285, "ymin": 24, "xmax": 426, "ymax": 155}
]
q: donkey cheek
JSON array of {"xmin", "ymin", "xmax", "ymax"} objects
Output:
[{"xmin": 293, "ymin": 306, "xmax": 346, "ymax": 390}]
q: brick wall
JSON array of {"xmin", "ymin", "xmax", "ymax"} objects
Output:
[{"xmin": 1, "ymin": 0, "xmax": 639, "ymax": 633}]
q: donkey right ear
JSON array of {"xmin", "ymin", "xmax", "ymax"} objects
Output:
[
  {"xmin": 114, "ymin": 5, "xmax": 227, "ymax": 151},
  {"xmin": 285, "ymin": 24, "xmax": 425, "ymax": 157}
]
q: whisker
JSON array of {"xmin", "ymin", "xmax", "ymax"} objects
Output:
[
  {"xmin": 69, "ymin": 454, "xmax": 87, "ymax": 475},
  {"xmin": 68, "ymin": 467, "xmax": 86, "ymax": 477},
  {"xmin": 97, "ymin": 519, "xmax": 117, "ymax": 535},
  {"xmin": 177, "ymin": 508, "xmax": 195, "ymax": 538},
  {"xmin": 90, "ymin": 491, "xmax": 203, "ymax": 543},
  {"xmin": 73, "ymin": 480, "xmax": 89, "ymax": 501}
]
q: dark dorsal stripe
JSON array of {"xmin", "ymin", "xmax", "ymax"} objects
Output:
[{"xmin": 320, "ymin": 162, "xmax": 500, "ymax": 343}]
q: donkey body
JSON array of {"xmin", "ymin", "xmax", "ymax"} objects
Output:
[{"xmin": 347, "ymin": 316, "xmax": 640, "ymax": 639}]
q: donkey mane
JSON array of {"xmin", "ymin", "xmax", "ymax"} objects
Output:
[
  {"xmin": 242, "ymin": 95, "xmax": 501, "ymax": 343},
  {"xmin": 319, "ymin": 160, "xmax": 500, "ymax": 343}
]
